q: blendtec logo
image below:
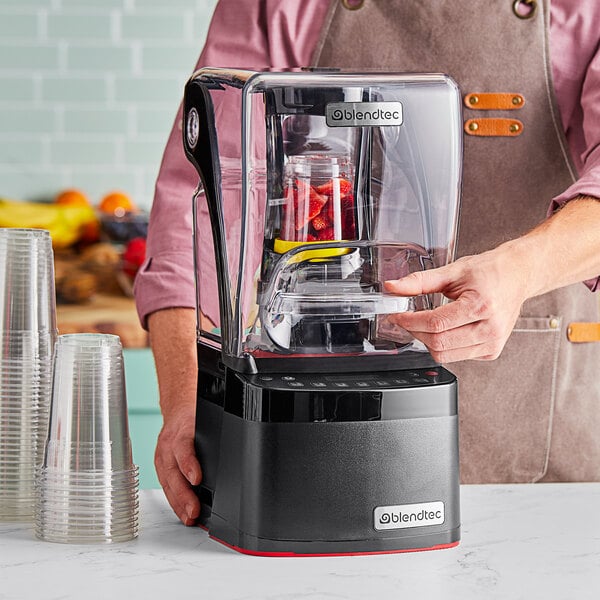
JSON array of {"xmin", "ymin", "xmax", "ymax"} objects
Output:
[
  {"xmin": 326, "ymin": 102, "xmax": 403, "ymax": 127},
  {"xmin": 374, "ymin": 501, "xmax": 445, "ymax": 530}
]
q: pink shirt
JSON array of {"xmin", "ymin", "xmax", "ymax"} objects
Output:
[{"xmin": 134, "ymin": 0, "xmax": 600, "ymax": 328}]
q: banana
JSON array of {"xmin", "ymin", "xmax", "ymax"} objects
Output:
[{"xmin": 0, "ymin": 198, "xmax": 98, "ymax": 248}]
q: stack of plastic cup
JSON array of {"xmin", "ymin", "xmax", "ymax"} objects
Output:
[
  {"xmin": 0, "ymin": 228, "xmax": 57, "ymax": 522},
  {"xmin": 35, "ymin": 334, "xmax": 139, "ymax": 543}
]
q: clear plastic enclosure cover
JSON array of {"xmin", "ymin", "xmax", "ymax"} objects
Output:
[{"xmin": 189, "ymin": 69, "xmax": 462, "ymax": 359}]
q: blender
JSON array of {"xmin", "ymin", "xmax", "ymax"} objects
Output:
[{"xmin": 183, "ymin": 68, "xmax": 462, "ymax": 555}]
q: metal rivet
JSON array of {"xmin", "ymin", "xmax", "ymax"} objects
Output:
[
  {"xmin": 549, "ymin": 318, "xmax": 560, "ymax": 330},
  {"xmin": 509, "ymin": 123, "xmax": 520, "ymax": 133},
  {"xmin": 341, "ymin": 0, "xmax": 364, "ymax": 10},
  {"xmin": 512, "ymin": 95, "xmax": 523, "ymax": 106},
  {"xmin": 469, "ymin": 95, "xmax": 479, "ymax": 105},
  {"xmin": 468, "ymin": 122, "xmax": 479, "ymax": 131},
  {"xmin": 513, "ymin": 0, "xmax": 537, "ymax": 20}
]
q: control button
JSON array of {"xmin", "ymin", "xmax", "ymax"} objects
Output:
[
  {"xmin": 311, "ymin": 382, "xmax": 327, "ymax": 388},
  {"xmin": 288, "ymin": 381, "xmax": 304, "ymax": 387},
  {"xmin": 407, "ymin": 371, "xmax": 420, "ymax": 377},
  {"xmin": 424, "ymin": 371, "xmax": 439, "ymax": 377},
  {"xmin": 334, "ymin": 382, "xmax": 349, "ymax": 388},
  {"xmin": 282, "ymin": 376, "xmax": 296, "ymax": 381},
  {"xmin": 356, "ymin": 382, "xmax": 370, "ymax": 387},
  {"xmin": 375, "ymin": 380, "xmax": 391, "ymax": 386},
  {"xmin": 259, "ymin": 376, "xmax": 273, "ymax": 381},
  {"xmin": 414, "ymin": 378, "xmax": 430, "ymax": 384},
  {"xmin": 394, "ymin": 379, "xmax": 409, "ymax": 385}
]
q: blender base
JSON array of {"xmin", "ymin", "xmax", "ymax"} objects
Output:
[
  {"xmin": 194, "ymin": 345, "xmax": 461, "ymax": 556},
  {"xmin": 205, "ymin": 520, "xmax": 460, "ymax": 556}
]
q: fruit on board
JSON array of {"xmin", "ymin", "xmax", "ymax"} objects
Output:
[
  {"xmin": 0, "ymin": 197, "xmax": 98, "ymax": 249},
  {"xmin": 122, "ymin": 237, "xmax": 146, "ymax": 278},
  {"xmin": 99, "ymin": 191, "xmax": 138, "ymax": 217},
  {"xmin": 56, "ymin": 268, "xmax": 98, "ymax": 303},
  {"xmin": 55, "ymin": 188, "xmax": 91, "ymax": 208}
]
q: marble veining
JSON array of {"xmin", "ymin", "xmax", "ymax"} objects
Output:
[{"xmin": 1, "ymin": 484, "xmax": 599, "ymax": 600}]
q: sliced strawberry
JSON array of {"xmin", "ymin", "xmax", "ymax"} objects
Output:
[
  {"xmin": 316, "ymin": 226, "xmax": 335, "ymax": 241},
  {"xmin": 293, "ymin": 179, "xmax": 327, "ymax": 230},
  {"xmin": 315, "ymin": 178, "xmax": 353, "ymax": 199},
  {"xmin": 311, "ymin": 213, "xmax": 331, "ymax": 231},
  {"xmin": 342, "ymin": 212, "xmax": 356, "ymax": 238},
  {"xmin": 325, "ymin": 192, "xmax": 356, "ymax": 233},
  {"xmin": 342, "ymin": 193, "xmax": 355, "ymax": 209}
]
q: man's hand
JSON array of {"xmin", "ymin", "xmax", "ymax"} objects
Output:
[
  {"xmin": 155, "ymin": 405, "xmax": 202, "ymax": 526},
  {"xmin": 386, "ymin": 197, "xmax": 600, "ymax": 362},
  {"xmin": 148, "ymin": 308, "xmax": 200, "ymax": 525},
  {"xmin": 385, "ymin": 244, "xmax": 531, "ymax": 363}
]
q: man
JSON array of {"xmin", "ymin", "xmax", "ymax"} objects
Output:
[{"xmin": 135, "ymin": 0, "xmax": 600, "ymax": 525}]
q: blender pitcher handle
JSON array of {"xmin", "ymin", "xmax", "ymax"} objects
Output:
[{"xmin": 183, "ymin": 79, "xmax": 232, "ymax": 347}]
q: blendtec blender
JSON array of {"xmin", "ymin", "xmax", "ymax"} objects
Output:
[{"xmin": 183, "ymin": 69, "xmax": 462, "ymax": 555}]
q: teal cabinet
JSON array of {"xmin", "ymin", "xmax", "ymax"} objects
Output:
[{"xmin": 123, "ymin": 349, "xmax": 162, "ymax": 489}]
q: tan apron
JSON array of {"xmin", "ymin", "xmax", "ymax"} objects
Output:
[{"xmin": 313, "ymin": 0, "xmax": 600, "ymax": 483}]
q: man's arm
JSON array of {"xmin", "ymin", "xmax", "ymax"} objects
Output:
[
  {"xmin": 148, "ymin": 307, "xmax": 201, "ymax": 525},
  {"xmin": 386, "ymin": 196, "xmax": 600, "ymax": 363}
]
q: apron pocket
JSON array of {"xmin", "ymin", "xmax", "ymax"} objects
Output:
[{"xmin": 451, "ymin": 316, "xmax": 561, "ymax": 483}]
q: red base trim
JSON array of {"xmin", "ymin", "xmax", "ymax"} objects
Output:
[{"xmin": 207, "ymin": 533, "xmax": 459, "ymax": 557}]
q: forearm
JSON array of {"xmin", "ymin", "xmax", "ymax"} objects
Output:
[
  {"xmin": 501, "ymin": 196, "xmax": 600, "ymax": 299},
  {"xmin": 148, "ymin": 307, "xmax": 197, "ymax": 419}
]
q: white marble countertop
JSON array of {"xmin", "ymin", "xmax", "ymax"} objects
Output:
[{"xmin": 1, "ymin": 484, "xmax": 599, "ymax": 600}]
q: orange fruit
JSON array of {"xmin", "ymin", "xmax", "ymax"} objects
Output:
[
  {"xmin": 99, "ymin": 191, "xmax": 137, "ymax": 217},
  {"xmin": 55, "ymin": 189, "xmax": 91, "ymax": 208}
]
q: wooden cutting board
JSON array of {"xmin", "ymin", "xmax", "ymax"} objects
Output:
[{"xmin": 56, "ymin": 294, "xmax": 149, "ymax": 348}]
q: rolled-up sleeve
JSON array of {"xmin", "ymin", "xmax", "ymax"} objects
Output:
[
  {"xmin": 549, "ymin": 34, "xmax": 600, "ymax": 291},
  {"xmin": 551, "ymin": 41, "xmax": 600, "ymax": 209}
]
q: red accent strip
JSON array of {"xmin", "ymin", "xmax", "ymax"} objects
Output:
[{"xmin": 208, "ymin": 534, "xmax": 459, "ymax": 557}]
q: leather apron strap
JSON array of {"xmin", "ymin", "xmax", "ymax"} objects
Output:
[{"xmin": 312, "ymin": 0, "xmax": 600, "ymax": 483}]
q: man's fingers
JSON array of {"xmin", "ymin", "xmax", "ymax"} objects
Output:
[
  {"xmin": 163, "ymin": 479, "xmax": 200, "ymax": 526},
  {"xmin": 155, "ymin": 446, "xmax": 201, "ymax": 526},
  {"xmin": 418, "ymin": 337, "xmax": 505, "ymax": 363},
  {"xmin": 391, "ymin": 294, "xmax": 485, "ymax": 333},
  {"xmin": 160, "ymin": 465, "xmax": 201, "ymax": 525},
  {"xmin": 384, "ymin": 265, "xmax": 455, "ymax": 297},
  {"xmin": 173, "ymin": 438, "xmax": 203, "ymax": 486},
  {"xmin": 408, "ymin": 320, "xmax": 506, "ymax": 361}
]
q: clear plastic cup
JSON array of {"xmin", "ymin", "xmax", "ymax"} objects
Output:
[
  {"xmin": 43, "ymin": 335, "xmax": 132, "ymax": 473},
  {"xmin": 0, "ymin": 229, "xmax": 56, "ymax": 334},
  {"xmin": 35, "ymin": 334, "xmax": 139, "ymax": 543}
]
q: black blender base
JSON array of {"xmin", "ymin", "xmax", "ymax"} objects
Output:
[
  {"xmin": 194, "ymin": 351, "xmax": 461, "ymax": 557},
  {"xmin": 201, "ymin": 512, "xmax": 460, "ymax": 556}
]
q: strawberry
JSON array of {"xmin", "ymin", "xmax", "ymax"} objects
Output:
[
  {"xmin": 293, "ymin": 179, "xmax": 327, "ymax": 230},
  {"xmin": 343, "ymin": 211, "xmax": 356, "ymax": 238},
  {"xmin": 311, "ymin": 213, "xmax": 331, "ymax": 231},
  {"xmin": 316, "ymin": 226, "xmax": 335, "ymax": 241},
  {"xmin": 306, "ymin": 233, "xmax": 317, "ymax": 242},
  {"xmin": 326, "ymin": 192, "xmax": 355, "ymax": 224},
  {"xmin": 315, "ymin": 178, "xmax": 353, "ymax": 199}
]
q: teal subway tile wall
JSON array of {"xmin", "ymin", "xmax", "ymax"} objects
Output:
[
  {"xmin": 0, "ymin": 0, "xmax": 218, "ymax": 208},
  {"xmin": 1, "ymin": 0, "xmax": 219, "ymax": 488}
]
